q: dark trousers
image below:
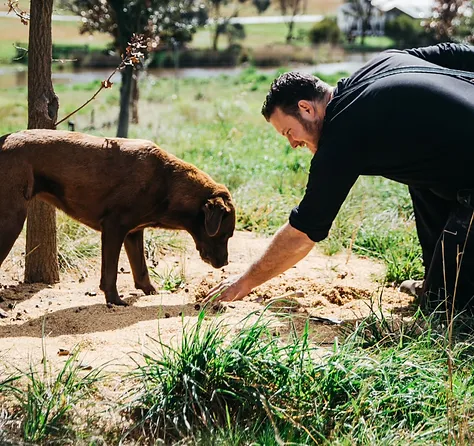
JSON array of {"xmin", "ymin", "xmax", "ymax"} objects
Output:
[{"xmin": 409, "ymin": 187, "xmax": 474, "ymax": 313}]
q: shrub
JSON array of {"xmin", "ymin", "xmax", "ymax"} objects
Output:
[
  {"xmin": 149, "ymin": 47, "xmax": 243, "ymax": 68},
  {"xmin": 308, "ymin": 17, "xmax": 341, "ymax": 45},
  {"xmin": 385, "ymin": 15, "xmax": 436, "ymax": 48}
]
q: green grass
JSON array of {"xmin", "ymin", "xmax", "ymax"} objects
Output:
[
  {"xmin": 344, "ymin": 35, "xmax": 396, "ymax": 51},
  {"xmin": 3, "ymin": 306, "xmax": 474, "ymax": 444},
  {"xmin": 123, "ymin": 308, "xmax": 474, "ymax": 444},
  {"xmin": 11, "ymin": 345, "xmax": 103, "ymax": 444},
  {"xmin": 192, "ymin": 22, "xmax": 316, "ymax": 50},
  {"xmin": 0, "ymin": 17, "xmax": 112, "ymax": 65}
]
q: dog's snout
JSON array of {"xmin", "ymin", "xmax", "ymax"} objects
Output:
[{"xmin": 200, "ymin": 250, "xmax": 228, "ymax": 269}]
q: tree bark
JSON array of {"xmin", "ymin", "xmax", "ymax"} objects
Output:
[
  {"xmin": 130, "ymin": 73, "xmax": 139, "ymax": 125},
  {"xmin": 25, "ymin": 0, "xmax": 60, "ymax": 284},
  {"xmin": 117, "ymin": 65, "xmax": 133, "ymax": 137},
  {"xmin": 108, "ymin": 0, "xmax": 132, "ymax": 138}
]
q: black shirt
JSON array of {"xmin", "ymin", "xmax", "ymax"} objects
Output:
[{"xmin": 289, "ymin": 43, "xmax": 474, "ymax": 242}]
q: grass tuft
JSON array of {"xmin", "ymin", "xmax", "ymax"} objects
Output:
[
  {"xmin": 13, "ymin": 345, "xmax": 103, "ymax": 444},
  {"xmin": 123, "ymin": 309, "xmax": 474, "ymax": 444}
]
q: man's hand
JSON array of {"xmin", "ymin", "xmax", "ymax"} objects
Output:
[
  {"xmin": 204, "ymin": 274, "xmax": 252, "ymax": 303},
  {"xmin": 204, "ymin": 223, "xmax": 315, "ymax": 305}
]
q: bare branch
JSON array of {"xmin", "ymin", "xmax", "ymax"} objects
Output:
[
  {"xmin": 6, "ymin": 0, "xmax": 30, "ymax": 25},
  {"xmin": 12, "ymin": 43, "xmax": 28, "ymax": 61},
  {"xmin": 54, "ymin": 34, "xmax": 148, "ymax": 128},
  {"xmin": 52, "ymin": 59, "xmax": 78, "ymax": 64}
]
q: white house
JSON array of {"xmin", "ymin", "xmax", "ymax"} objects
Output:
[{"xmin": 337, "ymin": 0, "xmax": 435, "ymax": 37}]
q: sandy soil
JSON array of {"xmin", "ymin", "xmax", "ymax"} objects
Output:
[{"xmin": 0, "ymin": 230, "xmax": 416, "ymax": 374}]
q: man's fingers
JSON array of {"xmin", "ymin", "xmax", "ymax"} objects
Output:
[{"xmin": 204, "ymin": 284, "xmax": 228, "ymax": 303}]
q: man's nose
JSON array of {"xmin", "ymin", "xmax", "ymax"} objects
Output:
[{"xmin": 288, "ymin": 136, "xmax": 298, "ymax": 148}]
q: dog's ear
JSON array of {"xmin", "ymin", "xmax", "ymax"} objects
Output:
[{"xmin": 203, "ymin": 196, "xmax": 230, "ymax": 237}]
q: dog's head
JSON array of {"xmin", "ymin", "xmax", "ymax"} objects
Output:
[{"xmin": 191, "ymin": 193, "xmax": 235, "ymax": 268}]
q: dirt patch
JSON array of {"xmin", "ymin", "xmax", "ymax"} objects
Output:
[{"xmin": 0, "ymin": 230, "xmax": 416, "ymax": 372}]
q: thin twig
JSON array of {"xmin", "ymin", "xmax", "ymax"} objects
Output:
[
  {"xmin": 55, "ymin": 34, "xmax": 147, "ymax": 128},
  {"xmin": 54, "ymin": 70, "xmax": 117, "ymax": 128},
  {"xmin": 6, "ymin": 0, "xmax": 29, "ymax": 25},
  {"xmin": 52, "ymin": 59, "xmax": 78, "ymax": 64}
]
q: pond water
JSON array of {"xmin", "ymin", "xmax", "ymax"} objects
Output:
[{"xmin": 0, "ymin": 53, "xmax": 374, "ymax": 89}]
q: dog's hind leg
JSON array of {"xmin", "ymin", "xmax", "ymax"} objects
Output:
[
  {"xmin": 124, "ymin": 230, "xmax": 156, "ymax": 295},
  {"xmin": 0, "ymin": 205, "xmax": 28, "ymax": 267},
  {"xmin": 0, "ymin": 165, "xmax": 32, "ymax": 267},
  {"xmin": 99, "ymin": 221, "xmax": 128, "ymax": 306}
]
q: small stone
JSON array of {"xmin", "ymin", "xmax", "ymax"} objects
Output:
[{"xmin": 0, "ymin": 309, "xmax": 8, "ymax": 318}]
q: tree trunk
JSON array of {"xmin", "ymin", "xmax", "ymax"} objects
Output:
[
  {"xmin": 286, "ymin": 20, "xmax": 295, "ymax": 42},
  {"xmin": 212, "ymin": 3, "xmax": 221, "ymax": 51},
  {"xmin": 108, "ymin": 0, "xmax": 133, "ymax": 138},
  {"xmin": 130, "ymin": 73, "xmax": 139, "ymax": 125},
  {"xmin": 25, "ymin": 0, "xmax": 60, "ymax": 284},
  {"xmin": 117, "ymin": 65, "xmax": 133, "ymax": 137}
]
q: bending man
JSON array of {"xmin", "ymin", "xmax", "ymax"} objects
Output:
[{"xmin": 207, "ymin": 42, "xmax": 474, "ymax": 313}]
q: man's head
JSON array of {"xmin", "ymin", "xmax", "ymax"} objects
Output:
[{"xmin": 261, "ymin": 72, "xmax": 333, "ymax": 154}]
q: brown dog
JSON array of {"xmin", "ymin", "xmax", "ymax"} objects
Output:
[{"xmin": 0, "ymin": 130, "xmax": 235, "ymax": 305}]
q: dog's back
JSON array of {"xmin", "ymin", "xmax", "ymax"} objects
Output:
[
  {"xmin": 0, "ymin": 129, "xmax": 232, "ymax": 232},
  {"xmin": 1, "ymin": 130, "xmax": 177, "ymax": 229}
]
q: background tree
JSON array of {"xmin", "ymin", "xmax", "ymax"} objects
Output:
[
  {"xmin": 63, "ymin": 0, "xmax": 207, "ymax": 137},
  {"xmin": 25, "ymin": 0, "xmax": 60, "ymax": 284},
  {"xmin": 308, "ymin": 16, "xmax": 341, "ymax": 45},
  {"xmin": 206, "ymin": 0, "xmax": 269, "ymax": 51},
  {"xmin": 344, "ymin": 0, "xmax": 374, "ymax": 45},
  {"xmin": 427, "ymin": 0, "xmax": 473, "ymax": 42},
  {"xmin": 278, "ymin": 0, "xmax": 305, "ymax": 43}
]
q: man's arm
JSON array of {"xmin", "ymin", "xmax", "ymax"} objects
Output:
[
  {"xmin": 405, "ymin": 42, "xmax": 474, "ymax": 71},
  {"xmin": 205, "ymin": 222, "xmax": 315, "ymax": 302}
]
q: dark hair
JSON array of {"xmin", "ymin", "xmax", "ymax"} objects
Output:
[{"xmin": 261, "ymin": 72, "xmax": 330, "ymax": 121}]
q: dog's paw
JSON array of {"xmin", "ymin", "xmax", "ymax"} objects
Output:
[
  {"xmin": 106, "ymin": 299, "xmax": 129, "ymax": 307},
  {"xmin": 137, "ymin": 283, "xmax": 157, "ymax": 295},
  {"xmin": 105, "ymin": 292, "xmax": 129, "ymax": 307}
]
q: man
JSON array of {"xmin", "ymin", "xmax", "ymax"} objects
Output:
[{"xmin": 207, "ymin": 42, "xmax": 474, "ymax": 313}]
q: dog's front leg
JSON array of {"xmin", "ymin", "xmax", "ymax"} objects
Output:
[
  {"xmin": 124, "ymin": 230, "xmax": 156, "ymax": 295},
  {"xmin": 100, "ymin": 222, "xmax": 128, "ymax": 306}
]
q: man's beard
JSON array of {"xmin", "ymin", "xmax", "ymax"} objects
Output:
[{"xmin": 297, "ymin": 115, "xmax": 319, "ymax": 150}]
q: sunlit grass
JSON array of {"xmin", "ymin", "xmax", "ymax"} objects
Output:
[
  {"xmin": 11, "ymin": 346, "xmax": 103, "ymax": 444},
  {"xmin": 123, "ymin": 308, "xmax": 474, "ymax": 444}
]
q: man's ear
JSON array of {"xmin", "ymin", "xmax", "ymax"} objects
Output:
[{"xmin": 297, "ymin": 100, "xmax": 315, "ymax": 117}]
